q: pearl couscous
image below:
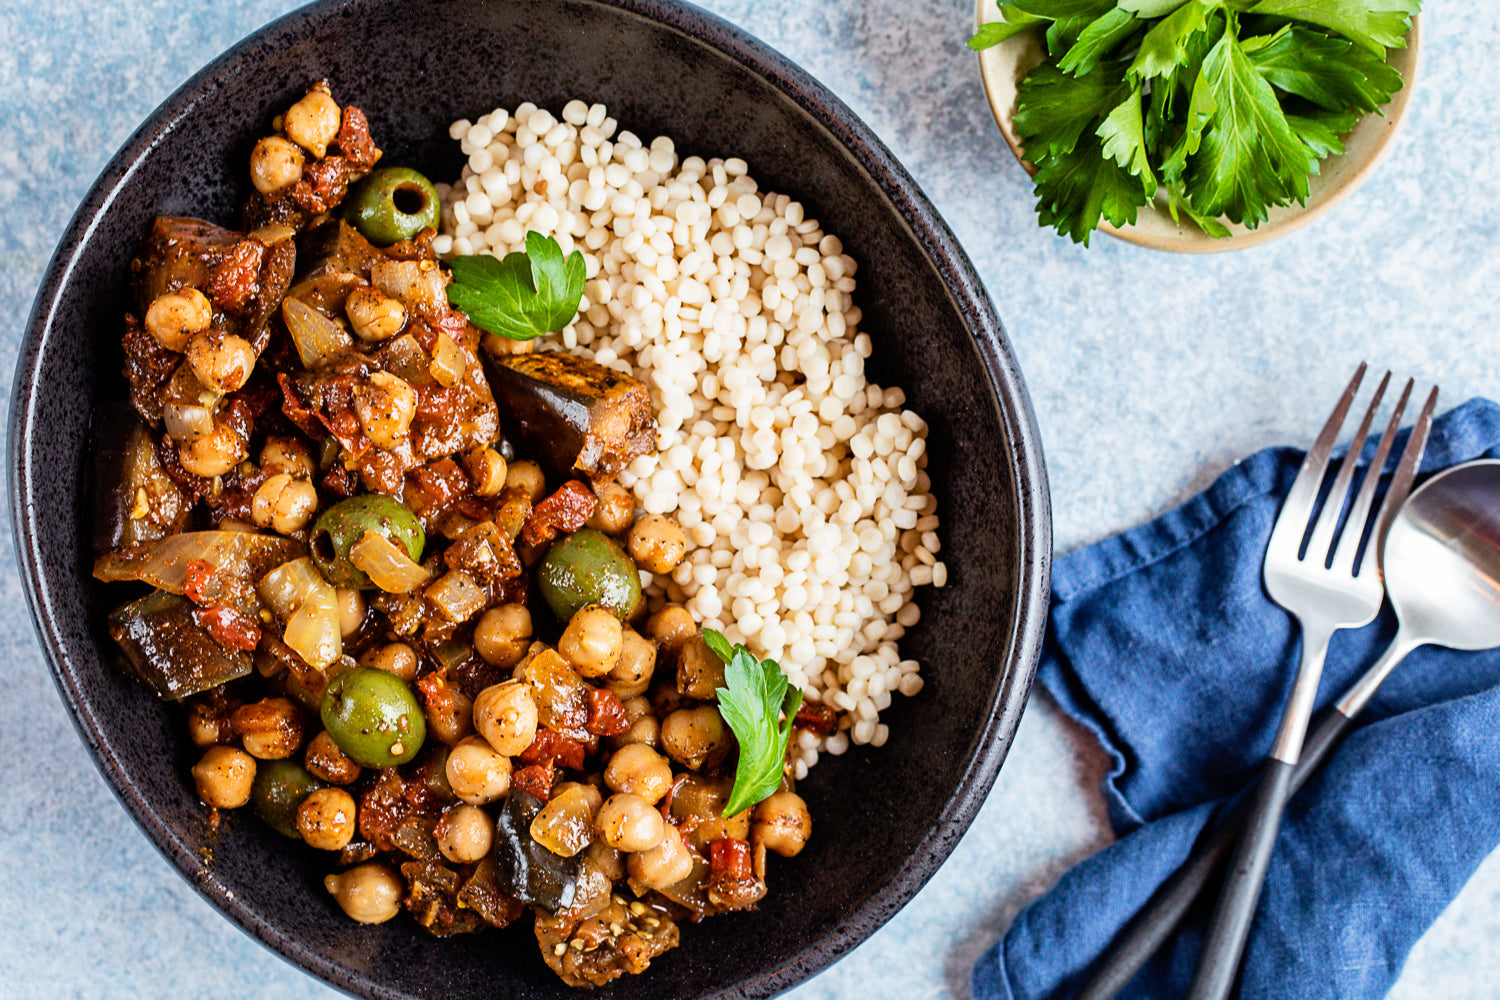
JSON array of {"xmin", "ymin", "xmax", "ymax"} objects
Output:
[{"xmin": 437, "ymin": 100, "xmax": 946, "ymax": 775}]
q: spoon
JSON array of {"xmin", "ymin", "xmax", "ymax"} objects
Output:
[{"xmin": 1075, "ymin": 456, "xmax": 1500, "ymax": 1000}]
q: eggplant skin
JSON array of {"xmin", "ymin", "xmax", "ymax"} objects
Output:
[
  {"xmin": 91, "ymin": 403, "xmax": 190, "ymax": 552},
  {"xmin": 131, "ymin": 216, "xmax": 296, "ymax": 350},
  {"xmin": 284, "ymin": 219, "xmax": 386, "ymax": 316},
  {"xmin": 108, "ymin": 591, "xmax": 252, "ymax": 701},
  {"xmin": 487, "ymin": 352, "xmax": 656, "ymax": 482}
]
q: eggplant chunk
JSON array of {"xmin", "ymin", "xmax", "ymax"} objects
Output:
[
  {"xmin": 494, "ymin": 788, "xmax": 583, "ymax": 913},
  {"xmin": 285, "ymin": 220, "xmax": 386, "ymax": 316},
  {"xmin": 131, "ymin": 215, "xmax": 295, "ymax": 349},
  {"xmin": 91, "ymin": 404, "xmax": 190, "ymax": 551},
  {"xmin": 108, "ymin": 591, "xmax": 253, "ymax": 700},
  {"xmin": 487, "ymin": 352, "xmax": 656, "ymax": 481}
]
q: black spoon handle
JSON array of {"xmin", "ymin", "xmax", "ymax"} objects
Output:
[{"xmin": 1072, "ymin": 706, "xmax": 1356, "ymax": 1000}]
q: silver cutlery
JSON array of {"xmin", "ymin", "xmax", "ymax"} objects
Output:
[{"xmin": 1185, "ymin": 366, "xmax": 1433, "ymax": 1000}]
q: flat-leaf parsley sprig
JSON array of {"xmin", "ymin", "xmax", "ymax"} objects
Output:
[
  {"xmin": 445, "ymin": 231, "xmax": 586, "ymax": 340},
  {"xmin": 970, "ymin": 0, "xmax": 1420, "ymax": 244},
  {"xmin": 704, "ymin": 629, "xmax": 803, "ymax": 817}
]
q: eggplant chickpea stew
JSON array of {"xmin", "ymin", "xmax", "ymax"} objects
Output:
[{"xmin": 92, "ymin": 82, "xmax": 944, "ymax": 987}]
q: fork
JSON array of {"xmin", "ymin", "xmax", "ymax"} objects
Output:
[{"xmin": 1185, "ymin": 364, "xmax": 1423, "ymax": 1000}]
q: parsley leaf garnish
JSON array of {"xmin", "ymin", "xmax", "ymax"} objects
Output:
[
  {"xmin": 445, "ymin": 232, "xmax": 585, "ymax": 341},
  {"xmin": 1185, "ymin": 27, "xmax": 1319, "ymax": 225},
  {"xmin": 705, "ymin": 628, "xmax": 803, "ymax": 817},
  {"xmin": 1246, "ymin": 0, "xmax": 1421, "ymax": 56},
  {"xmin": 970, "ymin": 0, "xmax": 1419, "ymax": 242}
]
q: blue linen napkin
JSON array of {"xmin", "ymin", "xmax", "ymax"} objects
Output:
[{"xmin": 974, "ymin": 397, "xmax": 1500, "ymax": 1000}]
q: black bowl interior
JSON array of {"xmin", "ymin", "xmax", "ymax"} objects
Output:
[{"xmin": 10, "ymin": 1, "xmax": 1050, "ymax": 998}]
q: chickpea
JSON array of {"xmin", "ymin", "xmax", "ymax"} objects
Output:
[
  {"xmin": 185, "ymin": 330, "xmax": 256, "ymax": 394},
  {"xmin": 178, "ymin": 422, "xmax": 245, "ymax": 478},
  {"xmin": 612, "ymin": 710, "xmax": 660, "ymax": 750},
  {"xmin": 144, "ymin": 288, "xmax": 212, "ymax": 351},
  {"xmin": 191, "ymin": 746, "xmax": 256, "ymax": 809},
  {"xmin": 424, "ymin": 678, "xmax": 475, "ymax": 746},
  {"xmin": 259, "ymin": 436, "xmax": 315, "ymax": 478},
  {"xmin": 504, "ymin": 459, "xmax": 546, "ymax": 502},
  {"xmin": 353, "ymin": 371, "xmax": 417, "ymax": 450},
  {"xmin": 473, "ymin": 604, "xmax": 532, "ymax": 668},
  {"xmin": 608, "ymin": 628, "xmax": 657, "ymax": 698},
  {"xmin": 628, "ymin": 514, "xmax": 689, "ymax": 574},
  {"xmin": 335, "ymin": 588, "xmax": 365, "ymax": 638},
  {"xmin": 603, "ymin": 743, "xmax": 673, "ymax": 804},
  {"xmin": 586, "ymin": 480, "xmax": 635, "ymax": 535},
  {"xmin": 472, "ymin": 680, "xmax": 538, "ymax": 756},
  {"xmin": 559, "ymin": 605, "xmax": 623, "ymax": 678},
  {"xmin": 304, "ymin": 730, "xmax": 361, "ymax": 785},
  {"xmin": 752, "ymin": 791, "xmax": 811, "ymax": 858},
  {"xmin": 345, "ymin": 286, "xmax": 407, "ymax": 342},
  {"xmin": 608, "ymin": 694, "xmax": 660, "ymax": 750},
  {"xmin": 661, "ymin": 706, "xmax": 727, "ymax": 771},
  {"xmin": 251, "ymin": 473, "xmax": 319, "ymax": 535},
  {"xmin": 230, "ymin": 696, "xmax": 306, "ymax": 760},
  {"xmin": 283, "ymin": 87, "xmax": 342, "ymax": 158},
  {"xmin": 186, "ymin": 699, "xmax": 233, "ymax": 747},
  {"xmin": 444, "ymin": 735, "xmax": 513, "ymax": 805},
  {"xmin": 677, "ymin": 634, "xmax": 726, "ymax": 701},
  {"xmin": 586, "ymin": 839, "xmax": 627, "ymax": 880},
  {"xmin": 627, "ymin": 824, "xmax": 693, "ymax": 890},
  {"xmin": 325, "ymin": 863, "xmax": 402, "ymax": 924},
  {"xmin": 596, "ymin": 793, "xmax": 666, "ymax": 853},
  {"xmin": 460, "ymin": 446, "xmax": 507, "ymax": 496},
  {"xmin": 360, "ymin": 641, "xmax": 418, "ymax": 682},
  {"xmin": 250, "ymin": 135, "xmax": 305, "ymax": 195},
  {"xmin": 436, "ymin": 804, "xmax": 494, "ymax": 863},
  {"xmin": 296, "ymin": 787, "xmax": 357, "ymax": 851},
  {"xmin": 645, "ymin": 605, "xmax": 696, "ymax": 660}
]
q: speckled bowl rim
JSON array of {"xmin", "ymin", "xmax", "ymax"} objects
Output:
[
  {"xmin": 11, "ymin": 0, "xmax": 1052, "ymax": 996},
  {"xmin": 974, "ymin": 5, "xmax": 1422, "ymax": 253}
]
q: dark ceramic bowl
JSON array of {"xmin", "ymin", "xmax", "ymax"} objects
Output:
[{"xmin": 10, "ymin": 0, "xmax": 1050, "ymax": 997}]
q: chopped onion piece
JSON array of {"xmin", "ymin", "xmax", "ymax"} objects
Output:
[
  {"xmin": 258, "ymin": 557, "xmax": 330, "ymax": 619},
  {"xmin": 282, "ymin": 297, "xmax": 351, "ymax": 368},
  {"xmin": 429, "ymin": 332, "xmax": 467, "ymax": 387},
  {"xmin": 425, "ymin": 568, "xmax": 486, "ymax": 623},
  {"xmin": 162, "ymin": 402, "xmax": 215, "ymax": 443},
  {"xmin": 349, "ymin": 530, "xmax": 431, "ymax": 593},
  {"xmin": 284, "ymin": 579, "xmax": 341, "ymax": 670}
]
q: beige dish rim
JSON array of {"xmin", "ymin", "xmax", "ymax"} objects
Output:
[{"xmin": 973, "ymin": 5, "xmax": 1422, "ymax": 253}]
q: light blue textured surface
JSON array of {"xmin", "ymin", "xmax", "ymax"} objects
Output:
[{"xmin": 2, "ymin": 2, "xmax": 1497, "ymax": 998}]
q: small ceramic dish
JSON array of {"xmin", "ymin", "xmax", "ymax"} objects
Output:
[{"xmin": 974, "ymin": 5, "xmax": 1421, "ymax": 252}]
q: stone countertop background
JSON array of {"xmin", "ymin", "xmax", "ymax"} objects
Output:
[{"xmin": 2, "ymin": 1, "xmax": 1497, "ymax": 997}]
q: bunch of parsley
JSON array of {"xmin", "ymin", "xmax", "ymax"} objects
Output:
[{"xmin": 970, "ymin": 0, "xmax": 1420, "ymax": 244}]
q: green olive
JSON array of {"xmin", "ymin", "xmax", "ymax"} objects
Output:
[
  {"xmin": 537, "ymin": 529, "xmax": 643, "ymax": 624},
  {"xmin": 310, "ymin": 495, "xmax": 424, "ymax": 590},
  {"xmin": 320, "ymin": 666, "xmax": 426, "ymax": 768},
  {"xmin": 251, "ymin": 759, "xmax": 325, "ymax": 838},
  {"xmin": 344, "ymin": 167, "xmax": 440, "ymax": 246}
]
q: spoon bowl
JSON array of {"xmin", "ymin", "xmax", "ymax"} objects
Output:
[{"xmin": 1381, "ymin": 459, "xmax": 1500, "ymax": 651}]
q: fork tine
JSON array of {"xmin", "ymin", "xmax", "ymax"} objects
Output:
[
  {"xmin": 1268, "ymin": 363, "xmax": 1367, "ymax": 552},
  {"xmin": 1373, "ymin": 384, "xmax": 1440, "ymax": 556},
  {"xmin": 1305, "ymin": 370, "xmax": 1390, "ymax": 565},
  {"xmin": 1331, "ymin": 378, "xmax": 1411, "ymax": 577}
]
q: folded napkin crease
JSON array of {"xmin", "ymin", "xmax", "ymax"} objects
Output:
[{"xmin": 975, "ymin": 398, "xmax": 1500, "ymax": 1000}]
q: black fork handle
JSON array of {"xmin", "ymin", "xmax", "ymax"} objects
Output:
[{"xmin": 1072, "ymin": 707, "xmax": 1356, "ymax": 1000}]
